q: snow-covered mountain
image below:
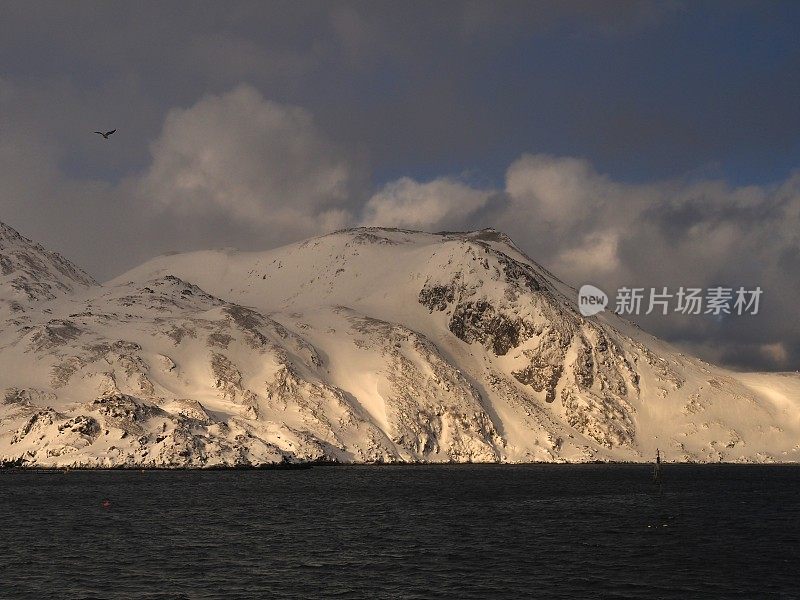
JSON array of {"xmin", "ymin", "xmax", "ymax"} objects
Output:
[
  {"xmin": 0, "ymin": 222, "xmax": 96, "ymax": 319},
  {"xmin": 1, "ymin": 222, "xmax": 798, "ymax": 467}
]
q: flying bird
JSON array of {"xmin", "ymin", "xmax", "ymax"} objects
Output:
[{"xmin": 94, "ymin": 129, "xmax": 116, "ymax": 139}]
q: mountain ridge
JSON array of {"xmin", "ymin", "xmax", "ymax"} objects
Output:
[{"xmin": 1, "ymin": 220, "xmax": 798, "ymax": 467}]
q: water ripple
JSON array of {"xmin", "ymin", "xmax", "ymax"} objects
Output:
[{"xmin": 1, "ymin": 465, "xmax": 798, "ymax": 599}]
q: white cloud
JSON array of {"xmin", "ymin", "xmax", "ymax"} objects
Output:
[
  {"xmin": 360, "ymin": 176, "xmax": 493, "ymax": 230},
  {"xmin": 139, "ymin": 84, "xmax": 361, "ymax": 239},
  {"xmin": 551, "ymin": 231, "xmax": 621, "ymax": 282},
  {"xmin": 505, "ymin": 154, "xmax": 608, "ymax": 225}
]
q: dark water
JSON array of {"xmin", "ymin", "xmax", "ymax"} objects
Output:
[{"xmin": 1, "ymin": 465, "xmax": 798, "ymax": 599}]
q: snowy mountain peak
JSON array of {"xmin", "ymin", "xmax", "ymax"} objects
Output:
[
  {"xmin": 329, "ymin": 226, "xmax": 521, "ymax": 250},
  {"xmin": 0, "ymin": 221, "xmax": 97, "ymax": 317}
]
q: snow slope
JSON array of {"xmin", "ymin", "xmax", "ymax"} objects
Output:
[
  {"xmin": 1, "ymin": 223, "xmax": 798, "ymax": 467},
  {"xmin": 0, "ymin": 222, "xmax": 96, "ymax": 319}
]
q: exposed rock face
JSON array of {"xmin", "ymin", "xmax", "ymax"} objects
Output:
[
  {"xmin": 1, "ymin": 222, "xmax": 798, "ymax": 467},
  {"xmin": 448, "ymin": 300, "xmax": 525, "ymax": 356},
  {"xmin": 417, "ymin": 240, "xmax": 639, "ymax": 447}
]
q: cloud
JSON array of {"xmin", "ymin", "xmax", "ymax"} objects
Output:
[
  {"xmin": 360, "ymin": 176, "xmax": 493, "ymax": 230},
  {"xmin": 139, "ymin": 85, "xmax": 361, "ymax": 239},
  {"xmin": 366, "ymin": 154, "xmax": 800, "ymax": 371},
  {"xmin": 0, "ymin": 81, "xmax": 366, "ymax": 279},
  {"xmin": 551, "ymin": 231, "xmax": 621, "ymax": 281},
  {"xmin": 504, "ymin": 154, "xmax": 615, "ymax": 228}
]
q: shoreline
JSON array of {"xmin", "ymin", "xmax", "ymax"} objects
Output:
[{"xmin": 2, "ymin": 460, "xmax": 799, "ymax": 471}]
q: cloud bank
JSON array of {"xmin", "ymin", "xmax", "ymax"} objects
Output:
[
  {"xmin": 1, "ymin": 82, "xmax": 799, "ymax": 371},
  {"xmin": 360, "ymin": 154, "xmax": 800, "ymax": 371}
]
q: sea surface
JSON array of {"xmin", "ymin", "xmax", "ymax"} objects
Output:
[{"xmin": 0, "ymin": 464, "xmax": 798, "ymax": 599}]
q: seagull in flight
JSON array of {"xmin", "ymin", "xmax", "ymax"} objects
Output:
[{"xmin": 94, "ymin": 129, "xmax": 116, "ymax": 139}]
